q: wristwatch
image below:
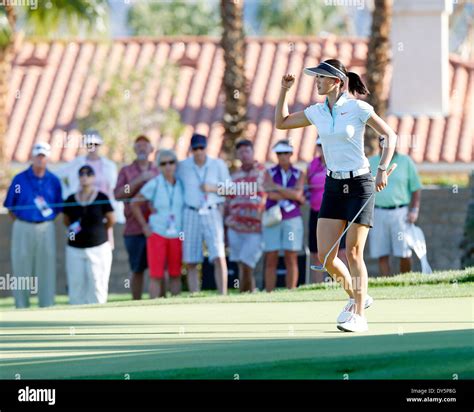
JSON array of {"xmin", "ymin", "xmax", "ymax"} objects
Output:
[{"xmin": 377, "ymin": 164, "xmax": 387, "ymax": 172}]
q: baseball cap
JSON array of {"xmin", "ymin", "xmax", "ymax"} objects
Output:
[
  {"xmin": 32, "ymin": 142, "xmax": 51, "ymax": 157},
  {"xmin": 273, "ymin": 140, "xmax": 294, "ymax": 153},
  {"xmin": 235, "ymin": 139, "xmax": 253, "ymax": 150},
  {"xmin": 134, "ymin": 135, "xmax": 151, "ymax": 144},
  {"xmin": 83, "ymin": 129, "xmax": 103, "ymax": 145},
  {"xmin": 190, "ymin": 133, "xmax": 207, "ymax": 149},
  {"xmin": 78, "ymin": 165, "xmax": 95, "ymax": 176},
  {"xmin": 304, "ymin": 61, "xmax": 347, "ymax": 81}
]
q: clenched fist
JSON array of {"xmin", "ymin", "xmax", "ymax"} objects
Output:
[{"xmin": 281, "ymin": 74, "xmax": 296, "ymax": 90}]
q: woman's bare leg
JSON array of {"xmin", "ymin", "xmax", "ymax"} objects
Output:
[
  {"xmin": 378, "ymin": 256, "xmax": 391, "ymax": 276},
  {"xmin": 337, "ymin": 248, "xmax": 349, "ymax": 268},
  {"xmin": 345, "ymin": 223, "xmax": 370, "ymax": 317},
  {"xmin": 264, "ymin": 251, "xmax": 279, "ymax": 292},
  {"xmin": 317, "ymin": 218, "xmax": 354, "ymax": 298},
  {"xmin": 149, "ymin": 278, "xmax": 165, "ymax": 298},
  {"xmin": 284, "ymin": 250, "xmax": 298, "ymax": 289},
  {"xmin": 169, "ymin": 277, "xmax": 182, "ymax": 296},
  {"xmin": 310, "ymin": 253, "xmax": 325, "ymax": 283}
]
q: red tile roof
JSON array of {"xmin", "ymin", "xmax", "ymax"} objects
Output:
[{"xmin": 6, "ymin": 36, "xmax": 474, "ymax": 165}]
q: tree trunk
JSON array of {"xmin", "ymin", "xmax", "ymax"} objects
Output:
[
  {"xmin": 365, "ymin": 0, "xmax": 392, "ymax": 157},
  {"xmin": 0, "ymin": 5, "xmax": 16, "ymax": 189},
  {"xmin": 220, "ymin": 0, "xmax": 248, "ymax": 167}
]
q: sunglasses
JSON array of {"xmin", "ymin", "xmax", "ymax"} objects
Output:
[
  {"xmin": 160, "ymin": 160, "xmax": 176, "ymax": 167},
  {"xmin": 79, "ymin": 171, "xmax": 94, "ymax": 177},
  {"xmin": 192, "ymin": 146, "xmax": 206, "ymax": 151},
  {"xmin": 277, "ymin": 152, "xmax": 292, "ymax": 155}
]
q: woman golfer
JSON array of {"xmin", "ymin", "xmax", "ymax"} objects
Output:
[{"xmin": 275, "ymin": 59, "xmax": 397, "ymax": 332}]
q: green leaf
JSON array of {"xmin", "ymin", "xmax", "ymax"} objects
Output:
[
  {"xmin": 0, "ymin": 12, "xmax": 13, "ymax": 48},
  {"xmin": 257, "ymin": 0, "xmax": 348, "ymax": 36},
  {"xmin": 22, "ymin": 0, "xmax": 108, "ymax": 38},
  {"xmin": 128, "ymin": 0, "xmax": 220, "ymax": 36},
  {"xmin": 77, "ymin": 64, "xmax": 185, "ymax": 162}
]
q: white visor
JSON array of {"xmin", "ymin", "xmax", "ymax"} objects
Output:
[
  {"xmin": 273, "ymin": 142, "xmax": 294, "ymax": 153},
  {"xmin": 84, "ymin": 131, "xmax": 103, "ymax": 145}
]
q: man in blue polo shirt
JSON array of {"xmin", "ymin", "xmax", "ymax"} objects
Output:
[{"xmin": 4, "ymin": 142, "xmax": 63, "ymax": 308}]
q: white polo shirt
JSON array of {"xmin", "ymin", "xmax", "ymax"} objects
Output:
[{"xmin": 304, "ymin": 92, "xmax": 374, "ymax": 172}]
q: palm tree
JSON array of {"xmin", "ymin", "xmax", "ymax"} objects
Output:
[
  {"xmin": 257, "ymin": 0, "xmax": 349, "ymax": 36},
  {"xmin": 0, "ymin": 0, "xmax": 107, "ymax": 186},
  {"xmin": 365, "ymin": 0, "xmax": 393, "ymax": 156},
  {"xmin": 220, "ymin": 0, "xmax": 248, "ymax": 164},
  {"xmin": 128, "ymin": 0, "xmax": 220, "ymax": 36},
  {"xmin": 0, "ymin": 5, "xmax": 15, "ymax": 187}
]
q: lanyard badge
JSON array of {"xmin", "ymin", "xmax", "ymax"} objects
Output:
[
  {"xmin": 165, "ymin": 214, "xmax": 178, "ymax": 235},
  {"xmin": 278, "ymin": 169, "xmax": 296, "ymax": 212},
  {"xmin": 68, "ymin": 220, "xmax": 82, "ymax": 236},
  {"xmin": 193, "ymin": 164, "xmax": 210, "ymax": 213},
  {"xmin": 34, "ymin": 196, "xmax": 54, "ymax": 218},
  {"xmin": 164, "ymin": 181, "xmax": 179, "ymax": 233}
]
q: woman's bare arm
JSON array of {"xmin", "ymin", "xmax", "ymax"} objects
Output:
[
  {"xmin": 367, "ymin": 113, "xmax": 398, "ymax": 191},
  {"xmin": 367, "ymin": 113, "xmax": 397, "ymax": 168},
  {"xmin": 104, "ymin": 212, "xmax": 115, "ymax": 229},
  {"xmin": 275, "ymin": 74, "xmax": 311, "ymax": 130},
  {"xmin": 265, "ymin": 171, "xmax": 306, "ymax": 203}
]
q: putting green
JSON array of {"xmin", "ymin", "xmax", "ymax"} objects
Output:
[{"xmin": 1, "ymin": 295, "xmax": 473, "ymax": 379}]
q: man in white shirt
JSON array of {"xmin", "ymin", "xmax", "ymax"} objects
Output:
[{"xmin": 177, "ymin": 133, "xmax": 231, "ymax": 295}]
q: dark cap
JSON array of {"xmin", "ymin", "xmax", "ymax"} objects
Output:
[
  {"xmin": 235, "ymin": 139, "xmax": 253, "ymax": 150},
  {"xmin": 134, "ymin": 135, "xmax": 151, "ymax": 144},
  {"xmin": 190, "ymin": 133, "xmax": 207, "ymax": 149},
  {"xmin": 78, "ymin": 165, "xmax": 95, "ymax": 176}
]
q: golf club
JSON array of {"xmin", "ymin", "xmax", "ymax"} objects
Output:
[{"xmin": 311, "ymin": 163, "xmax": 398, "ymax": 272}]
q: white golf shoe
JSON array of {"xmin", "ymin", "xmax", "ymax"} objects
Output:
[
  {"xmin": 337, "ymin": 313, "xmax": 368, "ymax": 332},
  {"xmin": 336, "ymin": 295, "xmax": 374, "ymax": 324}
]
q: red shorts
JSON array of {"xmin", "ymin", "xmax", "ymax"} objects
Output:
[{"xmin": 147, "ymin": 233, "xmax": 183, "ymax": 279}]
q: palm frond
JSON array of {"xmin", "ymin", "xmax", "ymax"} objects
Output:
[{"xmin": 22, "ymin": 0, "xmax": 108, "ymax": 37}]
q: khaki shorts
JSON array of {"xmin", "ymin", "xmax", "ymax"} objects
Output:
[
  {"xmin": 369, "ymin": 206, "xmax": 412, "ymax": 258},
  {"xmin": 228, "ymin": 229, "xmax": 263, "ymax": 269},
  {"xmin": 263, "ymin": 216, "xmax": 304, "ymax": 252}
]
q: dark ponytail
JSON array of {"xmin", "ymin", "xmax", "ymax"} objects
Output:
[
  {"xmin": 323, "ymin": 59, "xmax": 370, "ymax": 96},
  {"xmin": 347, "ymin": 71, "xmax": 370, "ymax": 95}
]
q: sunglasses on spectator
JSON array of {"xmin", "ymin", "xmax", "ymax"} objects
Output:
[
  {"xmin": 192, "ymin": 146, "xmax": 205, "ymax": 151},
  {"xmin": 277, "ymin": 152, "xmax": 292, "ymax": 155},
  {"xmin": 160, "ymin": 160, "xmax": 176, "ymax": 166},
  {"xmin": 79, "ymin": 171, "xmax": 94, "ymax": 177}
]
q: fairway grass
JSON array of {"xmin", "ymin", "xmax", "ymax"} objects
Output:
[
  {"xmin": 1, "ymin": 296, "xmax": 473, "ymax": 380},
  {"xmin": 0, "ymin": 267, "xmax": 472, "ymax": 310},
  {"xmin": 1, "ymin": 268, "xmax": 473, "ymax": 380},
  {"xmin": 88, "ymin": 338, "xmax": 473, "ymax": 380}
]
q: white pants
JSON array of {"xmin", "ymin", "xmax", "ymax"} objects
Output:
[
  {"xmin": 66, "ymin": 242, "xmax": 112, "ymax": 305},
  {"xmin": 11, "ymin": 220, "xmax": 56, "ymax": 308}
]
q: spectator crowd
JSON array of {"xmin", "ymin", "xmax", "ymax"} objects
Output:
[{"xmin": 3, "ymin": 131, "xmax": 422, "ymax": 308}]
